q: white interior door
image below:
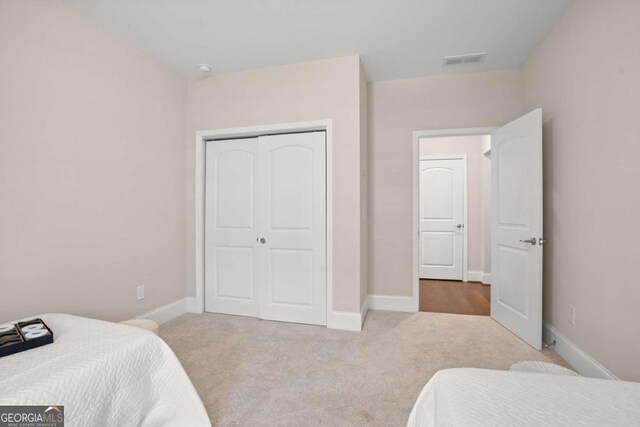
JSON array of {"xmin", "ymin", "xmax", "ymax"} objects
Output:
[
  {"xmin": 257, "ymin": 132, "xmax": 327, "ymax": 325},
  {"xmin": 491, "ymin": 108, "xmax": 543, "ymax": 350},
  {"xmin": 419, "ymin": 158, "xmax": 464, "ymax": 280},
  {"xmin": 205, "ymin": 138, "xmax": 259, "ymax": 317}
]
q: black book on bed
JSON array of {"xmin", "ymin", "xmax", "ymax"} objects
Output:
[{"xmin": 0, "ymin": 318, "xmax": 54, "ymax": 358}]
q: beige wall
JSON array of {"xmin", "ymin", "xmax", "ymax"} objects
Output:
[
  {"xmin": 359, "ymin": 62, "xmax": 369, "ymax": 307},
  {"xmin": 186, "ymin": 56, "xmax": 366, "ymax": 313},
  {"xmin": 523, "ymin": 0, "xmax": 640, "ymax": 381},
  {"xmin": 368, "ymin": 70, "xmax": 523, "ymax": 296},
  {"xmin": 0, "ymin": 0, "xmax": 188, "ymax": 322},
  {"xmin": 419, "ymin": 135, "xmax": 491, "ymax": 276}
]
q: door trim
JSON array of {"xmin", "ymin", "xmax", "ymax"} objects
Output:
[
  {"xmin": 194, "ymin": 120, "xmax": 333, "ymax": 325},
  {"xmin": 419, "ymin": 155, "xmax": 468, "ymax": 282},
  {"xmin": 411, "ymin": 127, "xmax": 496, "ymax": 312}
]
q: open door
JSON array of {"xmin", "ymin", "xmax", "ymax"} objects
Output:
[{"xmin": 491, "ymin": 108, "xmax": 543, "ymax": 350}]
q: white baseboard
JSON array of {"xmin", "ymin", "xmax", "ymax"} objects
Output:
[
  {"xmin": 135, "ymin": 298, "xmax": 188, "ymax": 325},
  {"xmin": 327, "ymin": 310, "xmax": 362, "ymax": 331},
  {"xmin": 467, "ymin": 270, "xmax": 482, "ymax": 282},
  {"xmin": 467, "ymin": 270, "xmax": 491, "ymax": 284},
  {"xmin": 326, "ymin": 298, "xmax": 368, "ymax": 331},
  {"xmin": 185, "ymin": 296, "xmax": 368, "ymax": 331},
  {"xmin": 543, "ymin": 321, "xmax": 618, "ymax": 380},
  {"xmin": 367, "ymin": 294, "xmax": 415, "ymax": 312},
  {"xmin": 186, "ymin": 297, "xmax": 201, "ymax": 313}
]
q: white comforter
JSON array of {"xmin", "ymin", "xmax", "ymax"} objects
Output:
[
  {"xmin": 408, "ymin": 368, "xmax": 640, "ymax": 427},
  {"xmin": 0, "ymin": 314, "xmax": 210, "ymax": 427}
]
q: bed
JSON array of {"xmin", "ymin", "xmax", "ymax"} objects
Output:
[
  {"xmin": 407, "ymin": 368, "xmax": 640, "ymax": 426},
  {"xmin": 0, "ymin": 314, "xmax": 210, "ymax": 427}
]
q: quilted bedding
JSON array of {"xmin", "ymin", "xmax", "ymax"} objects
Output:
[
  {"xmin": 0, "ymin": 314, "xmax": 210, "ymax": 427},
  {"xmin": 407, "ymin": 368, "xmax": 640, "ymax": 427}
]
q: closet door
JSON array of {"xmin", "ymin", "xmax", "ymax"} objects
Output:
[
  {"xmin": 204, "ymin": 138, "xmax": 259, "ymax": 317},
  {"xmin": 257, "ymin": 132, "xmax": 327, "ymax": 325}
]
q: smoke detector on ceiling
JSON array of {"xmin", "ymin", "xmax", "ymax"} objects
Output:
[{"xmin": 443, "ymin": 52, "xmax": 487, "ymax": 66}]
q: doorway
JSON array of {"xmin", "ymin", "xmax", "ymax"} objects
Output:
[
  {"xmin": 416, "ymin": 132, "xmax": 493, "ymax": 316},
  {"xmin": 411, "ymin": 109, "xmax": 544, "ymax": 350}
]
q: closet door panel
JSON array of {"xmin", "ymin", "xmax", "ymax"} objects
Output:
[
  {"xmin": 204, "ymin": 139, "xmax": 259, "ymax": 317},
  {"xmin": 257, "ymin": 132, "xmax": 327, "ymax": 325}
]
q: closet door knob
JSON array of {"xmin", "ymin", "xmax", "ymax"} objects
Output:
[{"xmin": 259, "ymin": 238, "xmax": 266, "ymax": 244}]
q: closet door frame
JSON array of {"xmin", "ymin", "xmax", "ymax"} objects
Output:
[{"xmin": 194, "ymin": 120, "xmax": 335, "ymax": 326}]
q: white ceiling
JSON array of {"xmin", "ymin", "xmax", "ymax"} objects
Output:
[{"xmin": 63, "ymin": 0, "xmax": 572, "ymax": 82}]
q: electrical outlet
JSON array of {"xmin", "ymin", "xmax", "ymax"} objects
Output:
[
  {"xmin": 137, "ymin": 285, "xmax": 145, "ymax": 301},
  {"xmin": 569, "ymin": 305, "xmax": 576, "ymax": 325}
]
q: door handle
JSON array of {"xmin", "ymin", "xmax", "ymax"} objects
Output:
[
  {"xmin": 456, "ymin": 224, "xmax": 463, "ymax": 229},
  {"xmin": 519, "ymin": 237, "xmax": 537, "ymax": 245},
  {"xmin": 258, "ymin": 237, "xmax": 266, "ymax": 244}
]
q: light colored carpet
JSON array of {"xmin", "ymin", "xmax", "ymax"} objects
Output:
[{"xmin": 161, "ymin": 311, "xmax": 570, "ymax": 426}]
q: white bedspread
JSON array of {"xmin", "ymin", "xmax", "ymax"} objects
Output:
[
  {"xmin": 408, "ymin": 368, "xmax": 640, "ymax": 427},
  {"xmin": 0, "ymin": 314, "xmax": 210, "ymax": 427}
]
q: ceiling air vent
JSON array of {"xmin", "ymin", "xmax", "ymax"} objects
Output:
[{"xmin": 443, "ymin": 52, "xmax": 487, "ymax": 66}]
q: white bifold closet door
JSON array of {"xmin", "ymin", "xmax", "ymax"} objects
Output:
[
  {"xmin": 205, "ymin": 138, "xmax": 259, "ymax": 318},
  {"xmin": 257, "ymin": 133, "xmax": 326, "ymax": 325},
  {"xmin": 205, "ymin": 132, "xmax": 326, "ymax": 326}
]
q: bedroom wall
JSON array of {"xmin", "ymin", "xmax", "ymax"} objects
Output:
[
  {"xmin": 0, "ymin": 0, "xmax": 187, "ymax": 322},
  {"xmin": 418, "ymin": 135, "xmax": 491, "ymax": 278},
  {"xmin": 368, "ymin": 69, "xmax": 523, "ymax": 298},
  {"xmin": 523, "ymin": 0, "xmax": 640, "ymax": 381},
  {"xmin": 359, "ymin": 62, "xmax": 369, "ymax": 308},
  {"xmin": 186, "ymin": 56, "xmax": 366, "ymax": 314}
]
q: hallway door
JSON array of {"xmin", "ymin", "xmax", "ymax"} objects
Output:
[{"xmin": 419, "ymin": 157, "xmax": 465, "ymax": 280}]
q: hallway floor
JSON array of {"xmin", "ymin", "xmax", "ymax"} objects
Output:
[{"xmin": 419, "ymin": 279, "xmax": 491, "ymax": 316}]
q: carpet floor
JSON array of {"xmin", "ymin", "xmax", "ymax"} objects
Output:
[{"xmin": 161, "ymin": 311, "xmax": 569, "ymax": 427}]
